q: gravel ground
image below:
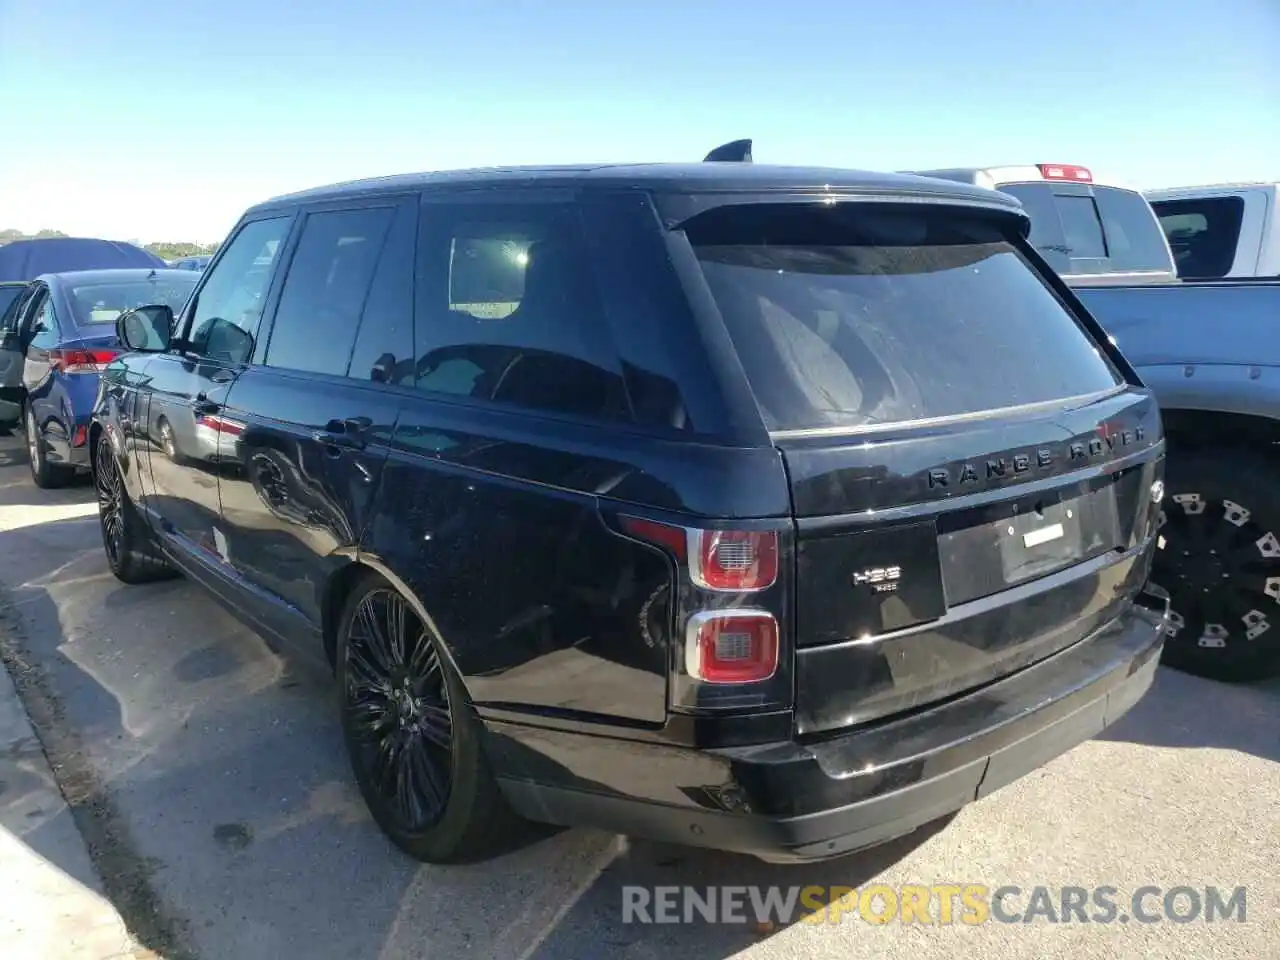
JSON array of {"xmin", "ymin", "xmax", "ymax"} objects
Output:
[{"xmin": 0, "ymin": 431, "xmax": 1275, "ymax": 960}]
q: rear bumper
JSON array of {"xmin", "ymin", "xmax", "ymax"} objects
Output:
[{"xmin": 489, "ymin": 584, "xmax": 1169, "ymax": 863}]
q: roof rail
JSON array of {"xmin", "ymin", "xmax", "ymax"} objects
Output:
[{"xmin": 703, "ymin": 139, "xmax": 753, "ymax": 163}]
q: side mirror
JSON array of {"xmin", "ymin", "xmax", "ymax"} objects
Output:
[{"xmin": 117, "ymin": 304, "xmax": 174, "ymax": 353}]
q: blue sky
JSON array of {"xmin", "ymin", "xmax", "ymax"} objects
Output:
[{"xmin": 1, "ymin": 0, "xmax": 1275, "ymax": 243}]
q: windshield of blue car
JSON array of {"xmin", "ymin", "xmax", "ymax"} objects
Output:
[{"xmin": 68, "ymin": 276, "xmax": 199, "ymax": 327}]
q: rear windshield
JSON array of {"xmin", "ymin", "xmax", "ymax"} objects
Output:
[
  {"xmin": 998, "ymin": 183, "xmax": 1173, "ymax": 275},
  {"xmin": 685, "ymin": 204, "xmax": 1123, "ymax": 433},
  {"xmin": 67, "ymin": 275, "xmax": 198, "ymax": 327}
]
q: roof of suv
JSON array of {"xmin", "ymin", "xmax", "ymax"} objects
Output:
[{"xmin": 252, "ymin": 162, "xmax": 1025, "ymax": 215}]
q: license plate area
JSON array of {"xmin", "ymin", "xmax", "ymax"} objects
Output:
[{"xmin": 938, "ymin": 484, "xmax": 1122, "ymax": 605}]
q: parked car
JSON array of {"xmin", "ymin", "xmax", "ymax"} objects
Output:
[
  {"xmin": 3, "ymin": 269, "xmax": 198, "ymax": 486},
  {"xmin": 1146, "ymin": 182, "xmax": 1279, "ymax": 280},
  {"xmin": 907, "ymin": 163, "xmax": 1178, "ymax": 286},
  {"xmin": 915, "ymin": 161, "xmax": 1280, "ymax": 681},
  {"xmin": 91, "ymin": 152, "xmax": 1170, "ymax": 865},
  {"xmin": 168, "ymin": 255, "xmax": 212, "ymax": 272},
  {"xmin": 0, "ymin": 237, "xmax": 165, "ymax": 281},
  {"xmin": 0, "ymin": 283, "xmax": 28, "ymax": 424}
]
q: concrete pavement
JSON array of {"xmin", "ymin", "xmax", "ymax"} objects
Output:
[
  {"xmin": 0, "ymin": 620, "xmax": 139, "ymax": 959},
  {"xmin": 0, "ymin": 430, "xmax": 1276, "ymax": 959}
]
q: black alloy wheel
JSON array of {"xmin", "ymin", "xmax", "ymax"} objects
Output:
[
  {"xmin": 95, "ymin": 437, "xmax": 125, "ymax": 568},
  {"xmin": 92, "ymin": 435, "xmax": 176, "ymax": 584},
  {"xmin": 1152, "ymin": 449, "xmax": 1280, "ymax": 682},
  {"xmin": 337, "ymin": 572, "xmax": 525, "ymax": 863},
  {"xmin": 344, "ymin": 587, "xmax": 454, "ymax": 832}
]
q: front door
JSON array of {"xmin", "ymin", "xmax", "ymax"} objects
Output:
[
  {"xmin": 0, "ymin": 282, "xmax": 31, "ymax": 421},
  {"xmin": 216, "ymin": 197, "xmax": 416, "ymax": 636},
  {"xmin": 140, "ymin": 214, "xmax": 295, "ymax": 566}
]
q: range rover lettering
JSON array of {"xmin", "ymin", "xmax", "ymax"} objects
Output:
[{"xmin": 90, "ymin": 146, "xmax": 1170, "ymax": 864}]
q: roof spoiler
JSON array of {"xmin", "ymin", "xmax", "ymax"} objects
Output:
[{"xmin": 703, "ymin": 139, "xmax": 752, "ymax": 163}]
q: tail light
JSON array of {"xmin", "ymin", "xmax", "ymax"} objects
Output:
[
  {"xmin": 48, "ymin": 348, "xmax": 120, "ymax": 374},
  {"xmin": 196, "ymin": 414, "xmax": 244, "ymax": 436},
  {"xmin": 1037, "ymin": 163, "xmax": 1093, "ymax": 183},
  {"xmin": 685, "ymin": 610, "xmax": 779, "ymax": 683},
  {"xmin": 619, "ymin": 519, "xmax": 779, "ymax": 593},
  {"xmin": 619, "ymin": 516, "xmax": 789, "ymax": 703}
]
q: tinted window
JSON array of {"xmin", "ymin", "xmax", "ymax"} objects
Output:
[
  {"xmin": 67, "ymin": 275, "xmax": 198, "ymax": 327},
  {"xmin": 1054, "ymin": 195, "xmax": 1107, "ymax": 260},
  {"xmin": 685, "ymin": 203, "xmax": 1122, "ymax": 433},
  {"xmin": 188, "ymin": 217, "xmax": 291, "ymax": 363},
  {"xmin": 997, "ymin": 184, "xmax": 1070, "ymax": 273},
  {"xmin": 0, "ymin": 287, "xmax": 25, "ymax": 329},
  {"xmin": 414, "ymin": 200, "xmax": 628, "ymax": 422},
  {"xmin": 29, "ymin": 295, "xmax": 59, "ymax": 349},
  {"xmin": 348, "ymin": 205, "xmax": 415, "ymax": 383},
  {"xmin": 1151, "ymin": 196, "xmax": 1245, "ymax": 279},
  {"xmin": 1093, "ymin": 187, "xmax": 1174, "ymax": 273},
  {"xmin": 266, "ymin": 206, "xmax": 395, "ymax": 377}
]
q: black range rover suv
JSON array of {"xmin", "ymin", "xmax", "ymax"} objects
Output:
[{"xmin": 91, "ymin": 156, "xmax": 1171, "ymax": 864}]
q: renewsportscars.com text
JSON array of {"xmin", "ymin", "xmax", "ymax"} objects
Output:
[{"xmin": 621, "ymin": 884, "xmax": 1248, "ymax": 926}]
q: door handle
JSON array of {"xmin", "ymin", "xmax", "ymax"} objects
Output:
[
  {"xmin": 312, "ymin": 416, "xmax": 371, "ymax": 452},
  {"xmin": 191, "ymin": 394, "xmax": 220, "ymax": 416}
]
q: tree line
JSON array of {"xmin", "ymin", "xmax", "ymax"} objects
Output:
[{"xmin": 0, "ymin": 228, "xmax": 221, "ymax": 262}]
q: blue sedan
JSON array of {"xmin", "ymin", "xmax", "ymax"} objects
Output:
[{"xmin": 3, "ymin": 268, "xmax": 198, "ymax": 487}]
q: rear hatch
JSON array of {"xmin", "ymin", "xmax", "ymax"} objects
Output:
[{"xmin": 683, "ymin": 200, "xmax": 1165, "ymax": 735}]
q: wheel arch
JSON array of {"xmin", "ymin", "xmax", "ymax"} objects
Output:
[
  {"xmin": 1161, "ymin": 406, "xmax": 1280, "ymax": 460},
  {"xmin": 320, "ymin": 556, "xmax": 472, "ymax": 699}
]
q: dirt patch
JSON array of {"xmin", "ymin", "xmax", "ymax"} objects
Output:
[{"xmin": 0, "ymin": 595, "xmax": 196, "ymax": 960}]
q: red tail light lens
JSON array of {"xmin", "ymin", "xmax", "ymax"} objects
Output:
[
  {"xmin": 48, "ymin": 348, "xmax": 120, "ymax": 374},
  {"xmin": 619, "ymin": 518, "xmax": 779, "ymax": 593},
  {"xmin": 685, "ymin": 611, "xmax": 779, "ymax": 683},
  {"xmin": 691, "ymin": 530, "xmax": 778, "ymax": 591},
  {"xmin": 196, "ymin": 414, "xmax": 244, "ymax": 436}
]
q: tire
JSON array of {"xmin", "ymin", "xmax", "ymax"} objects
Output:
[
  {"xmin": 336, "ymin": 571, "xmax": 524, "ymax": 863},
  {"xmin": 93, "ymin": 435, "xmax": 177, "ymax": 584},
  {"xmin": 1151, "ymin": 448, "xmax": 1280, "ymax": 682},
  {"xmin": 26, "ymin": 405, "xmax": 72, "ymax": 489},
  {"xmin": 157, "ymin": 417, "xmax": 182, "ymax": 463}
]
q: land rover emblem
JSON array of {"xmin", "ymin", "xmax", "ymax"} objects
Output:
[{"xmin": 853, "ymin": 566, "xmax": 901, "ymax": 593}]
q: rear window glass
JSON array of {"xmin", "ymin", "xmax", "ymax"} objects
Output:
[
  {"xmin": 68, "ymin": 275, "xmax": 199, "ymax": 327},
  {"xmin": 1093, "ymin": 187, "xmax": 1174, "ymax": 273},
  {"xmin": 685, "ymin": 204, "xmax": 1123, "ymax": 433}
]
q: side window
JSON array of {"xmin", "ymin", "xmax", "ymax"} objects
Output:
[
  {"xmin": 347, "ymin": 204, "xmax": 415, "ymax": 383},
  {"xmin": 414, "ymin": 200, "xmax": 629, "ymax": 422},
  {"xmin": 1152, "ymin": 196, "xmax": 1245, "ymax": 279},
  {"xmin": 264, "ymin": 206, "xmax": 396, "ymax": 377},
  {"xmin": 28, "ymin": 294, "xmax": 59, "ymax": 349},
  {"xmin": 188, "ymin": 216, "xmax": 292, "ymax": 363}
]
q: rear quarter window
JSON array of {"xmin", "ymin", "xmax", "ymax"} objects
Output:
[{"xmin": 684, "ymin": 203, "xmax": 1123, "ymax": 433}]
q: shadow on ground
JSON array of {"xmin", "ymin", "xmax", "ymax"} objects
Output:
[
  {"xmin": 0, "ymin": 437, "xmax": 946, "ymax": 960},
  {"xmin": 1095, "ymin": 664, "xmax": 1280, "ymax": 764}
]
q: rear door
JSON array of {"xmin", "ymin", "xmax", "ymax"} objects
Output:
[
  {"xmin": 215, "ymin": 195, "xmax": 415, "ymax": 637},
  {"xmin": 679, "ymin": 200, "xmax": 1165, "ymax": 734}
]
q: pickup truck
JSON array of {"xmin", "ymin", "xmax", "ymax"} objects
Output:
[
  {"xmin": 908, "ymin": 163, "xmax": 1280, "ymax": 682},
  {"xmin": 1146, "ymin": 182, "xmax": 1279, "ymax": 281}
]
